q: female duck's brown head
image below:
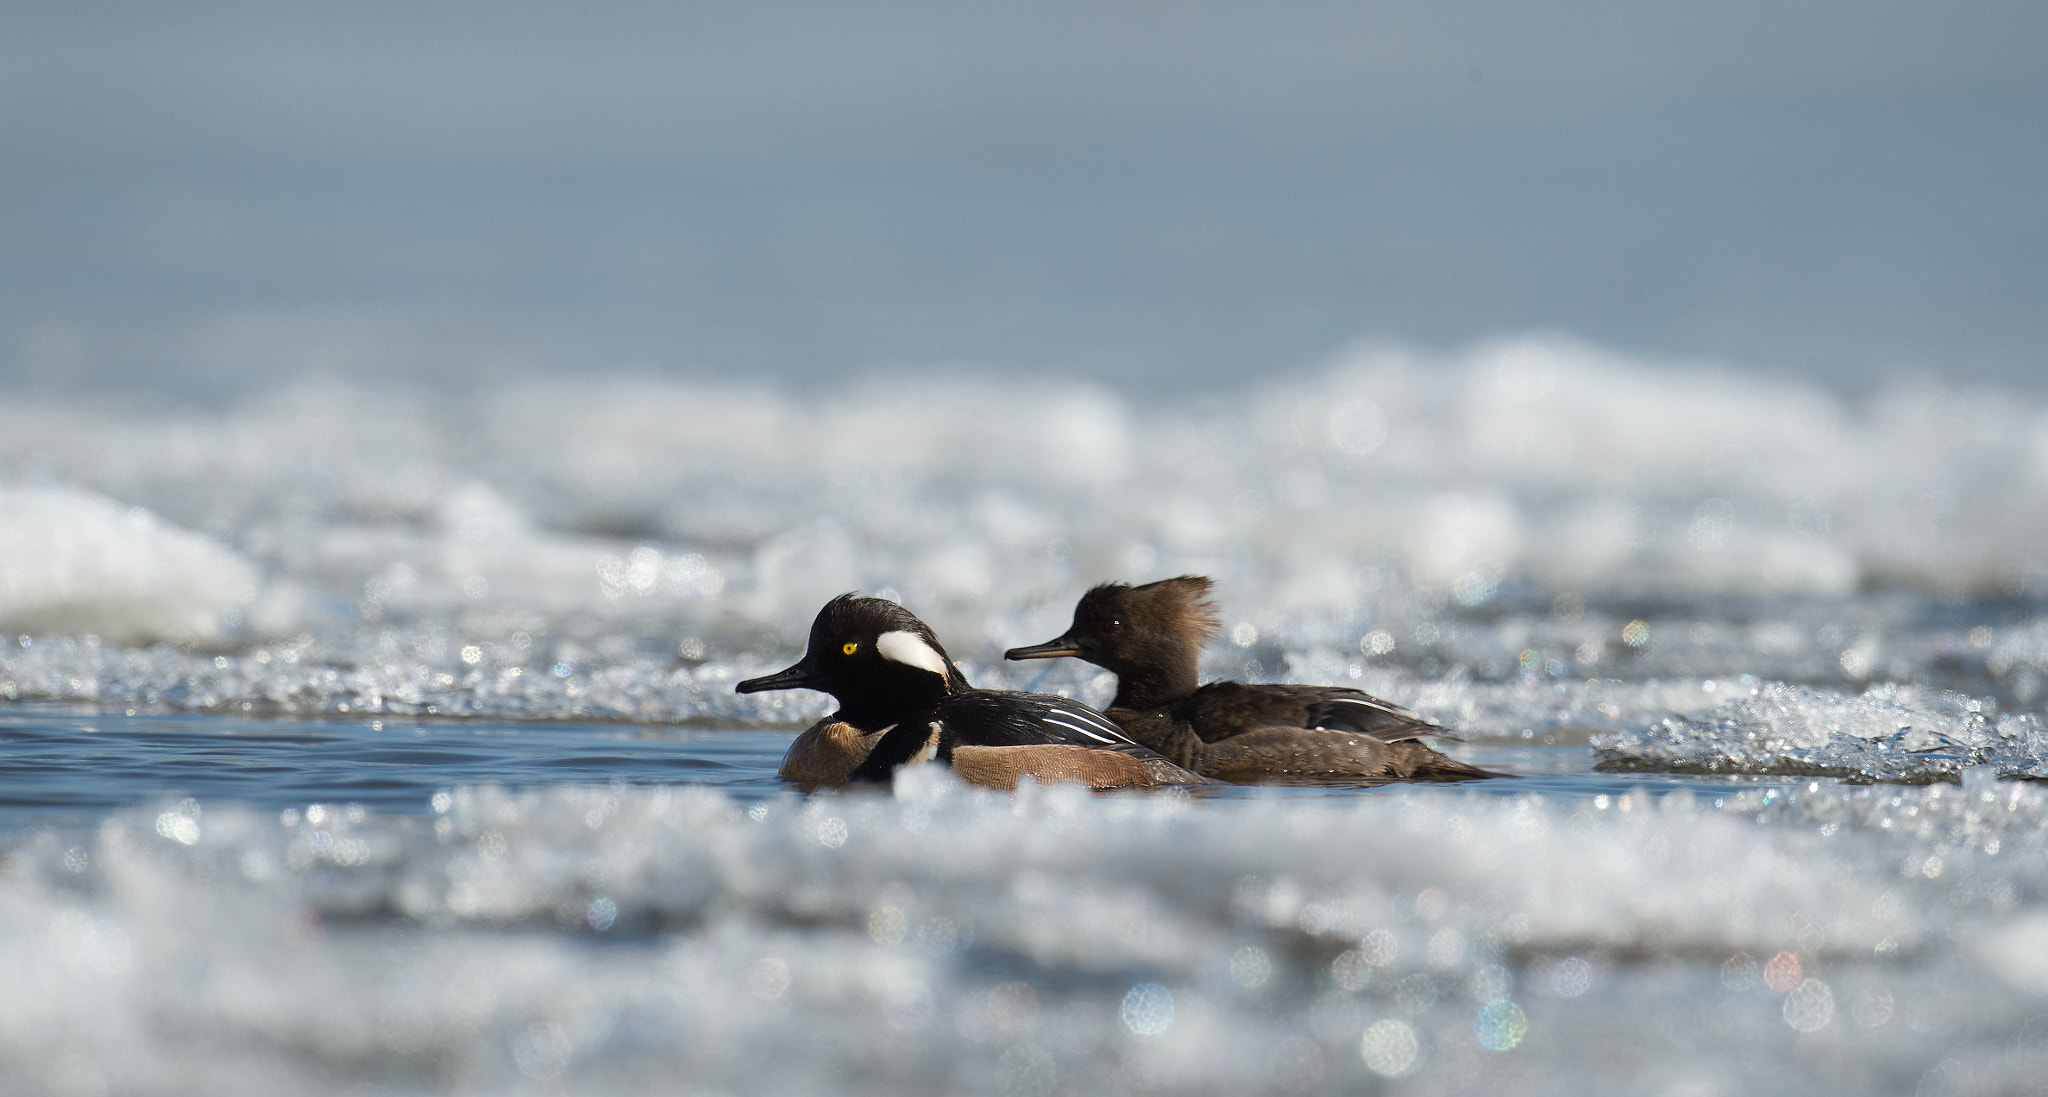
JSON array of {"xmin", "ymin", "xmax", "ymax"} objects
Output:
[
  {"xmin": 737, "ymin": 593, "xmax": 968, "ymax": 726},
  {"xmin": 1005, "ymin": 575, "xmax": 1220, "ymax": 685}
]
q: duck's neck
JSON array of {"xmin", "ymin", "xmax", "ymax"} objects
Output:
[
  {"xmin": 1109, "ymin": 655, "xmax": 1201, "ymax": 712},
  {"xmin": 833, "ymin": 671, "xmax": 951, "ymax": 730}
]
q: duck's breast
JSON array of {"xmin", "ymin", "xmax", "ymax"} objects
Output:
[{"xmin": 777, "ymin": 719, "xmax": 888, "ymax": 791}]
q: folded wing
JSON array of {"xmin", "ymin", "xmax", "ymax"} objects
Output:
[{"xmin": 1183, "ymin": 683, "xmax": 1454, "ymax": 745}]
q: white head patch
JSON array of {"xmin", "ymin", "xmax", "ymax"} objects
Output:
[{"xmin": 875, "ymin": 630, "xmax": 952, "ymax": 680}]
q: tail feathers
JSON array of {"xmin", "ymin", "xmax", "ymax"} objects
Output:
[
  {"xmin": 1305, "ymin": 694, "xmax": 1461, "ymax": 743},
  {"xmin": 1386, "ymin": 741, "xmax": 1503, "ymax": 781}
]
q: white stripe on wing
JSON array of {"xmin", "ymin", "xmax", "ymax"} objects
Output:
[
  {"xmin": 1324, "ymin": 695, "xmax": 1409, "ymax": 716},
  {"xmin": 1040, "ymin": 701, "xmax": 1135, "ymax": 743},
  {"xmin": 1040, "ymin": 714, "xmax": 1118, "ymax": 743}
]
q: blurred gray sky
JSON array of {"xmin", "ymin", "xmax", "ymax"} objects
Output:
[{"xmin": 4, "ymin": 0, "xmax": 2044, "ymax": 393}]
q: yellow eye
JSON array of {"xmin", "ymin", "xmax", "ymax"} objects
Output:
[{"xmin": 842, "ymin": 642, "xmax": 858, "ymax": 655}]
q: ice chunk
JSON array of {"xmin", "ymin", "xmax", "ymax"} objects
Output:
[
  {"xmin": 1595, "ymin": 682, "xmax": 2048, "ymax": 783},
  {"xmin": 0, "ymin": 487, "xmax": 257, "ymax": 643},
  {"xmin": 2, "ymin": 779, "xmax": 2046, "ymax": 1094}
]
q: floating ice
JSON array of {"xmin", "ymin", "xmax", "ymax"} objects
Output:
[
  {"xmin": 1594, "ymin": 682, "xmax": 2048, "ymax": 783},
  {"xmin": 0, "ymin": 487, "xmax": 257, "ymax": 643},
  {"xmin": 5, "ymin": 342, "xmax": 2048, "ymax": 1094},
  {"xmin": 3, "ymin": 342, "xmax": 2047, "ymax": 722},
  {"xmin": 3, "ymin": 776, "xmax": 2047, "ymax": 1094},
  {"xmin": 2, "ymin": 340, "xmax": 2046, "ymax": 646}
]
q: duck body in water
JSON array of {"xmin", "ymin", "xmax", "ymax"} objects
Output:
[
  {"xmin": 737, "ymin": 593, "xmax": 1204, "ymax": 791},
  {"xmin": 1006, "ymin": 576, "xmax": 1498, "ymax": 783}
]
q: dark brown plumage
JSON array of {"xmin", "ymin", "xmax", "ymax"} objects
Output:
[{"xmin": 1006, "ymin": 576, "xmax": 1500, "ymax": 783}]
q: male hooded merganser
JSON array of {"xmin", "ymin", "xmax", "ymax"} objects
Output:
[
  {"xmin": 1005, "ymin": 576, "xmax": 1498, "ymax": 783},
  {"xmin": 736, "ymin": 593, "xmax": 1204, "ymax": 791}
]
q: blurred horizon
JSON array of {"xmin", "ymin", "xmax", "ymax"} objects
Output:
[{"xmin": 5, "ymin": 0, "xmax": 2045, "ymax": 396}]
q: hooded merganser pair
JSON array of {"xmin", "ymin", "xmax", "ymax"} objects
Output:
[
  {"xmin": 1006, "ymin": 576, "xmax": 1497, "ymax": 783},
  {"xmin": 736, "ymin": 594, "xmax": 1204, "ymax": 791}
]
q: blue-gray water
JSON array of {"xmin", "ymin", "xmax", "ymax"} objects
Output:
[
  {"xmin": 0, "ymin": 705, "xmax": 1790, "ymax": 834},
  {"xmin": 6, "ymin": 0, "xmax": 2046, "ymax": 393},
  {"xmin": 0, "ymin": 708, "xmax": 790, "ymax": 830}
]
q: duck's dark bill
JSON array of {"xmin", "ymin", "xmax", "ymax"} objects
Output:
[
  {"xmin": 735, "ymin": 662, "xmax": 822, "ymax": 693},
  {"xmin": 1004, "ymin": 638, "xmax": 1084, "ymax": 660}
]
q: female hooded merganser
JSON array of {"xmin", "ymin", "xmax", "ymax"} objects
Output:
[
  {"xmin": 1005, "ymin": 576, "xmax": 1497, "ymax": 783},
  {"xmin": 736, "ymin": 593, "xmax": 1203, "ymax": 791}
]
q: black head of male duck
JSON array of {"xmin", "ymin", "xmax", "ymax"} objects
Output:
[
  {"xmin": 737, "ymin": 593, "xmax": 968, "ymax": 790},
  {"xmin": 1007, "ymin": 576, "xmax": 1499, "ymax": 783},
  {"xmin": 740, "ymin": 593, "xmax": 1204, "ymax": 791},
  {"xmin": 737, "ymin": 592, "xmax": 967, "ymax": 727}
]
